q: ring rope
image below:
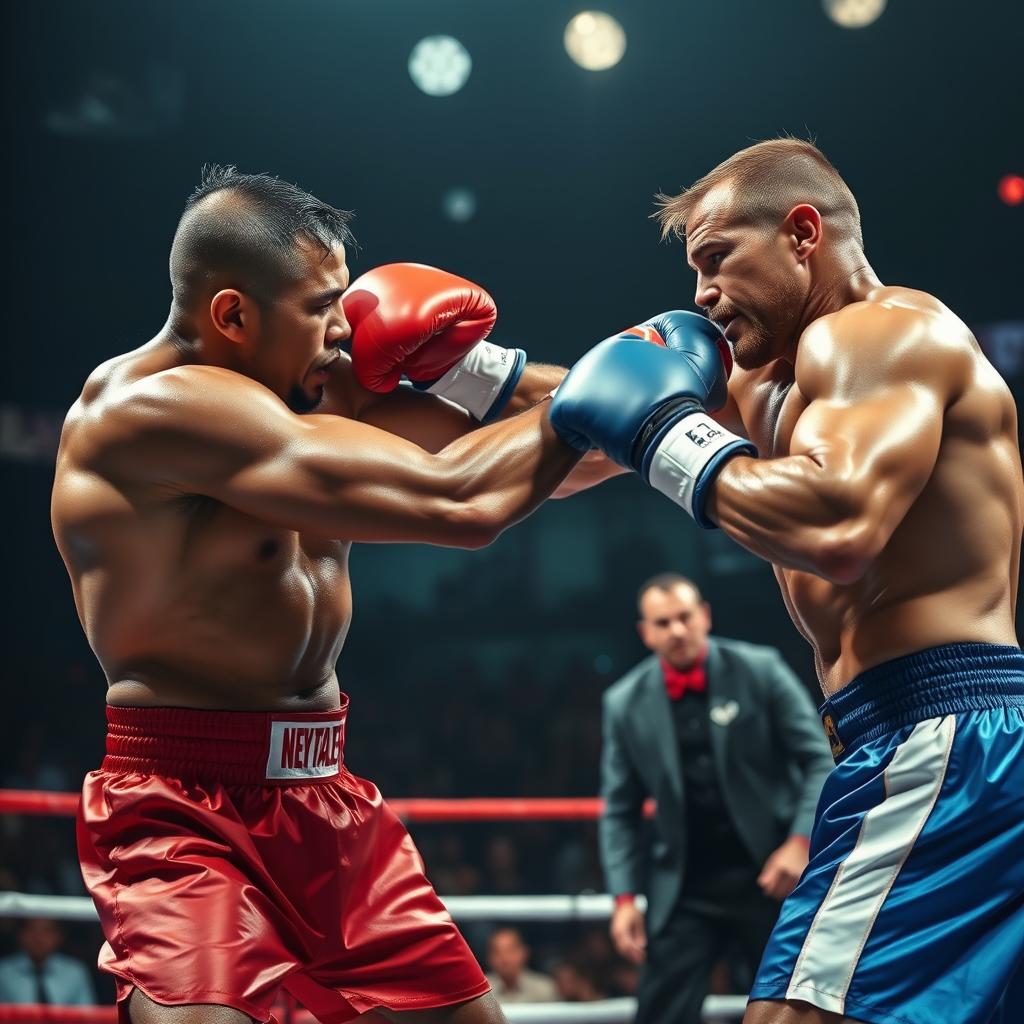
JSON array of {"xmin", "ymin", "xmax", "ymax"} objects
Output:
[
  {"xmin": 0, "ymin": 790, "xmax": 654, "ymax": 821},
  {"xmin": 0, "ymin": 890, "xmax": 648, "ymax": 923}
]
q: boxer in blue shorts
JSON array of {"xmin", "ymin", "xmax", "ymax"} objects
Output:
[{"xmin": 548, "ymin": 138, "xmax": 1024, "ymax": 1023}]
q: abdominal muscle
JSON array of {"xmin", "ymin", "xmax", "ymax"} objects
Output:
[
  {"xmin": 86, "ymin": 519, "xmax": 354, "ymax": 712},
  {"xmin": 779, "ymin": 564, "xmax": 1017, "ymax": 697},
  {"xmin": 748, "ymin": 365, "xmax": 1021, "ymax": 696},
  {"xmin": 773, "ymin": 446, "xmax": 1020, "ymax": 695}
]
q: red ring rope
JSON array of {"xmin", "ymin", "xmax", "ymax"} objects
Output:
[
  {"xmin": 0, "ymin": 1010, "xmax": 320, "ymax": 1023},
  {"xmin": 0, "ymin": 790, "xmax": 654, "ymax": 820}
]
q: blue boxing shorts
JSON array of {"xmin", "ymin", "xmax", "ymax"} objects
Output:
[{"xmin": 749, "ymin": 642, "xmax": 1024, "ymax": 1024}]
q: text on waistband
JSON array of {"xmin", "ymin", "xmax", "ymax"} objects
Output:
[{"xmin": 266, "ymin": 719, "xmax": 344, "ymax": 780}]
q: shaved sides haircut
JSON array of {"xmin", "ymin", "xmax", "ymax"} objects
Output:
[
  {"xmin": 655, "ymin": 138, "xmax": 862, "ymax": 248},
  {"xmin": 170, "ymin": 164, "xmax": 355, "ymax": 309}
]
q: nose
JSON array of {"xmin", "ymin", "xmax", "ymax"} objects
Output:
[
  {"xmin": 328, "ymin": 318, "xmax": 351, "ymax": 349},
  {"xmin": 695, "ymin": 275, "xmax": 720, "ymax": 311}
]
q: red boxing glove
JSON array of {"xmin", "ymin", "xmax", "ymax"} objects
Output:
[
  {"xmin": 342, "ymin": 263, "xmax": 526, "ymax": 421},
  {"xmin": 343, "ymin": 263, "xmax": 496, "ymax": 392}
]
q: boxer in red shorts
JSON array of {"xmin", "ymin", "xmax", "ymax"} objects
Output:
[{"xmin": 52, "ymin": 165, "xmax": 619, "ymax": 1023}]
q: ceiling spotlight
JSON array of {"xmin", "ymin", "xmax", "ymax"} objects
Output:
[
  {"xmin": 408, "ymin": 35, "xmax": 472, "ymax": 97},
  {"xmin": 564, "ymin": 11, "xmax": 627, "ymax": 71},
  {"xmin": 822, "ymin": 0, "xmax": 887, "ymax": 28},
  {"xmin": 442, "ymin": 188, "xmax": 477, "ymax": 223}
]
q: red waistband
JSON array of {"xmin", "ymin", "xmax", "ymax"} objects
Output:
[{"xmin": 101, "ymin": 700, "xmax": 349, "ymax": 785}]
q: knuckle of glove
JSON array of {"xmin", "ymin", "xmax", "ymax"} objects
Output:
[
  {"xmin": 550, "ymin": 337, "xmax": 706, "ymax": 466},
  {"xmin": 649, "ymin": 310, "xmax": 733, "ymax": 391},
  {"xmin": 343, "ymin": 262, "xmax": 497, "ymax": 391}
]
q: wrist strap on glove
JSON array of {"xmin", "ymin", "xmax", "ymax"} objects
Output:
[
  {"xmin": 646, "ymin": 412, "xmax": 757, "ymax": 529},
  {"xmin": 414, "ymin": 341, "xmax": 526, "ymax": 422}
]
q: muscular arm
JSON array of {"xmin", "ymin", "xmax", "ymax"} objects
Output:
[
  {"xmin": 327, "ymin": 356, "xmax": 626, "ymax": 493},
  {"xmin": 705, "ymin": 307, "xmax": 958, "ymax": 583},
  {"xmin": 104, "ymin": 365, "xmax": 582, "ymax": 548}
]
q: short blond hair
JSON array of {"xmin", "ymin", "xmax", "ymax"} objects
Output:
[{"xmin": 654, "ymin": 138, "xmax": 862, "ymax": 247}]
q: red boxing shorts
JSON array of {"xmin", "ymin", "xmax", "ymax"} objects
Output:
[{"xmin": 77, "ymin": 700, "xmax": 490, "ymax": 1023}]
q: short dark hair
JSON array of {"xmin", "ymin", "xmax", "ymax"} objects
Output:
[
  {"xmin": 170, "ymin": 163, "xmax": 355, "ymax": 308},
  {"xmin": 654, "ymin": 137, "xmax": 862, "ymax": 248},
  {"xmin": 636, "ymin": 573, "xmax": 703, "ymax": 616}
]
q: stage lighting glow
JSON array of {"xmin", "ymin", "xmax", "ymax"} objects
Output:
[
  {"xmin": 408, "ymin": 35, "xmax": 472, "ymax": 97},
  {"xmin": 442, "ymin": 188, "xmax": 477, "ymax": 223},
  {"xmin": 822, "ymin": 0, "xmax": 887, "ymax": 28},
  {"xmin": 564, "ymin": 11, "xmax": 626, "ymax": 71},
  {"xmin": 998, "ymin": 175, "xmax": 1024, "ymax": 207}
]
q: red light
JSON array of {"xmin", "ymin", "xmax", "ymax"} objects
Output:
[{"xmin": 998, "ymin": 175, "xmax": 1024, "ymax": 206}]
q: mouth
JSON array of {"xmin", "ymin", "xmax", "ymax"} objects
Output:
[
  {"xmin": 723, "ymin": 317, "xmax": 742, "ymax": 343},
  {"xmin": 310, "ymin": 353, "xmax": 342, "ymax": 381}
]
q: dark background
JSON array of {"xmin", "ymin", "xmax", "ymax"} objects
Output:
[{"xmin": 0, "ymin": 0, "xmax": 1022, "ymax": 999}]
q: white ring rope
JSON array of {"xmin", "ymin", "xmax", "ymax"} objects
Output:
[
  {"xmin": 502, "ymin": 997, "xmax": 747, "ymax": 1022},
  {"xmin": 0, "ymin": 891, "xmax": 648, "ymax": 923},
  {"xmin": 0, "ymin": 892, "xmax": 747, "ymax": 1021}
]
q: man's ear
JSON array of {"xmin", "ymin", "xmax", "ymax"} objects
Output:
[
  {"xmin": 210, "ymin": 289, "xmax": 258, "ymax": 344},
  {"xmin": 784, "ymin": 203, "xmax": 823, "ymax": 262}
]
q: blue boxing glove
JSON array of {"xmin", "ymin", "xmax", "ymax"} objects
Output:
[{"xmin": 550, "ymin": 311, "xmax": 756, "ymax": 528}]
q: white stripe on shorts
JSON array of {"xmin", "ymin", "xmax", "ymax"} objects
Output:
[{"xmin": 785, "ymin": 715, "xmax": 956, "ymax": 1014}]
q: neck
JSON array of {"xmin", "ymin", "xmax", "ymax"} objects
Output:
[
  {"xmin": 662, "ymin": 648, "xmax": 705, "ymax": 671},
  {"xmin": 163, "ymin": 306, "xmax": 237, "ymax": 370},
  {"xmin": 787, "ymin": 253, "xmax": 881, "ymax": 359}
]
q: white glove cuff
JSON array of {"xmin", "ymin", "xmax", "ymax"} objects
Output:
[
  {"xmin": 647, "ymin": 412, "xmax": 755, "ymax": 528},
  {"xmin": 425, "ymin": 341, "xmax": 526, "ymax": 422}
]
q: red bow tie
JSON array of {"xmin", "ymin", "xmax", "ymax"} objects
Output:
[{"xmin": 661, "ymin": 656, "xmax": 707, "ymax": 700}]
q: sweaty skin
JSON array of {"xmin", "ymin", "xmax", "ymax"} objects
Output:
[
  {"xmin": 677, "ymin": 181, "xmax": 1024, "ymax": 699},
  {"xmin": 51, "ymin": 242, "xmax": 583, "ymax": 712},
  {"xmin": 707, "ymin": 287, "xmax": 1023, "ymax": 694},
  {"xmin": 675, "ymin": 178, "xmax": 1024, "ymax": 1024}
]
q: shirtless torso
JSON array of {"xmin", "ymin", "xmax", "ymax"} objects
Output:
[
  {"xmin": 719, "ymin": 286, "xmax": 1023, "ymax": 692},
  {"xmin": 51, "ymin": 333, "xmax": 576, "ymax": 712},
  {"xmin": 52, "ymin": 342, "xmax": 353, "ymax": 711}
]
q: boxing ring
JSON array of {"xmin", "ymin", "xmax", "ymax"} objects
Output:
[{"xmin": 0, "ymin": 790, "xmax": 748, "ymax": 1023}]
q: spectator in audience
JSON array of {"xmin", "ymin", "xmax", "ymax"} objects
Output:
[
  {"xmin": 552, "ymin": 957, "xmax": 606, "ymax": 1002},
  {"xmin": 482, "ymin": 835, "xmax": 525, "ymax": 894},
  {"xmin": 0, "ymin": 918, "xmax": 95, "ymax": 1005},
  {"xmin": 425, "ymin": 833, "xmax": 481, "ymax": 896},
  {"xmin": 485, "ymin": 927, "xmax": 558, "ymax": 1003},
  {"xmin": 599, "ymin": 573, "xmax": 833, "ymax": 1024}
]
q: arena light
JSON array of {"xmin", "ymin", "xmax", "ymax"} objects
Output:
[
  {"xmin": 998, "ymin": 174, "xmax": 1024, "ymax": 207},
  {"xmin": 408, "ymin": 35, "xmax": 472, "ymax": 96},
  {"xmin": 442, "ymin": 187, "xmax": 477, "ymax": 223},
  {"xmin": 564, "ymin": 11, "xmax": 627, "ymax": 71},
  {"xmin": 822, "ymin": 0, "xmax": 887, "ymax": 28}
]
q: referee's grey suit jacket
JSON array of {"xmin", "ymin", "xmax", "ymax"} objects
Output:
[{"xmin": 599, "ymin": 636, "xmax": 834, "ymax": 937}]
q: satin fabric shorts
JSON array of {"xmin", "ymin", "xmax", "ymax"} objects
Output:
[
  {"xmin": 750, "ymin": 642, "xmax": 1024, "ymax": 1024},
  {"xmin": 77, "ymin": 701, "xmax": 489, "ymax": 1023}
]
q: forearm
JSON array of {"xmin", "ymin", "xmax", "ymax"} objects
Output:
[
  {"xmin": 435, "ymin": 399, "xmax": 582, "ymax": 540},
  {"xmin": 498, "ymin": 362, "xmax": 566, "ymax": 418},
  {"xmin": 355, "ymin": 362, "xmax": 567, "ymax": 453},
  {"xmin": 599, "ymin": 814, "xmax": 646, "ymax": 893},
  {"xmin": 552, "ymin": 451, "xmax": 630, "ymax": 498},
  {"xmin": 355, "ymin": 386, "xmax": 476, "ymax": 453},
  {"xmin": 706, "ymin": 452, "xmax": 870, "ymax": 581}
]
